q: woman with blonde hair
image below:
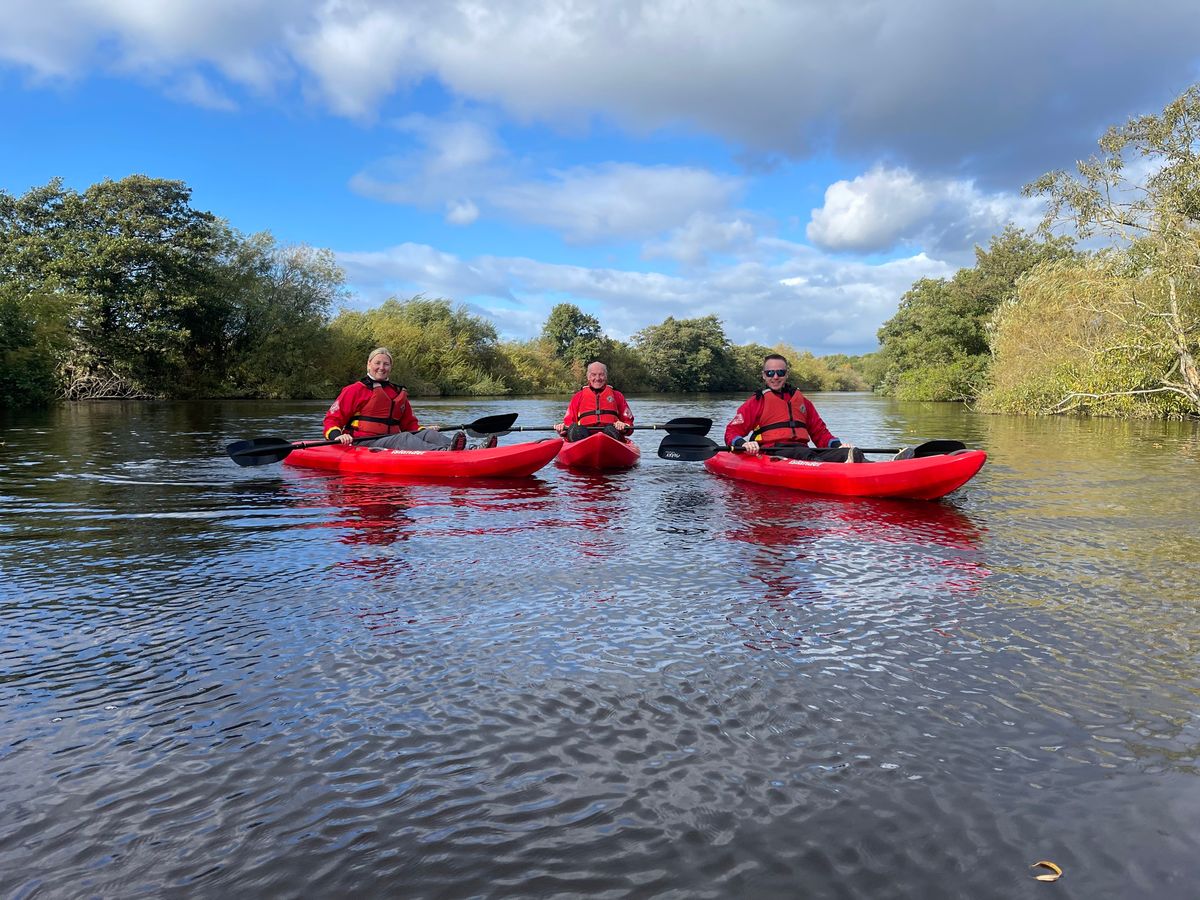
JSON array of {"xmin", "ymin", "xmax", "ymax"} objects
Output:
[{"xmin": 321, "ymin": 347, "xmax": 482, "ymax": 451}]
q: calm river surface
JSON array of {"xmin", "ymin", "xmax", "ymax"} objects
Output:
[{"xmin": 2, "ymin": 394, "xmax": 1198, "ymax": 899}]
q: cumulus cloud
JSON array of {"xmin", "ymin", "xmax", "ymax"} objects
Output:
[
  {"xmin": 0, "ymin": 0, "xmax": 295, "ymax": 92},
  {"xmin": 4, "ymin": 1, "xmax": 1198, "ymax": 182},
  {"xmin": 287, "ymin": 3, "xmax": 431, "ymax": 120},
  {"xmin": 489, "ymin": 164, "xmax": 743, "ymax": 243},
  {"xmin": 445, "ymin": 199, "xmax": 480, "ymax": 225},
  {"xmin": 808, "ymin": 166, "xmax": 1044, "ymax": 257},
  {"xmin": 350, "ymin": 119, "xmax": 745, "ymax": 243},
  {"xmin": 643, "ymin": 213, "xmax": 759, "ymax": 266},
  {"xmin": 348, "ymin": 115, "xmax": 507, "ymax": 207}
]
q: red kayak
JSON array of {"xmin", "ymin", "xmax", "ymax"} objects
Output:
[
  {"xmin": 556, "ymin": 432, "xmax": 642, "ymax": 471},
  {"xmin": 284, "ymin": 438, "xmax": 563, "ymax": 478},
  {"xmin": 704, "ymin": 449, "xmax": 987, "ymax": 500}
]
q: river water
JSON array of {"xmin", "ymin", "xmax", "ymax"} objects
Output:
[{"xmin": 1, "ymin": 394, "xmax": 1198, "ymax": 899}]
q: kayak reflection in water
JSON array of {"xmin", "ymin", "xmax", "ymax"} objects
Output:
[
  {"xmin": 553, "ymin": 361, "xmax": 635, "ymax": 442},
  {"xmin": 322, "ymin": 347, "xmax": 477, "ymax": 452},
  {"xmin": 724, "ymin": 353, "xmax": 867, "ymax": 463}
]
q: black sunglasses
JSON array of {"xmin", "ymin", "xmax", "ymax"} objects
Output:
[{"xmin": 762, "ymin": 368, "xmax": 788, "ymax": 377}]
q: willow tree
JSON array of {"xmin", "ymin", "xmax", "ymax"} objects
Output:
[
  {"xmin": 327, "ymin": 296, "xmax": 507, "ymax": 395},
  {"xmin": 990, "ymin": 85, "xmax": 1200, "ymax": 417},
  {"xmin": 875, "ymin": 226, "xmax": 1075, "ymax": 402}
]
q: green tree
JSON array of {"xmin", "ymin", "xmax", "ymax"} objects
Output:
[
  {"xmin": 492, "ymin": 339, "xmax": 574, "ymax": 394},
  {"xmin": 64, "ymin": 176, "xmax": 237, "ymax": 395},
  {"xmin": 632, "ymin": 315, "xmax": 739, "ymax": 391},
  {"xmin": 876, "ymin": 226, "xmax": 1076, "ymax": 401},
  {"xmin": 541, "ymin": 303, "xmax": 605, "ymax": 364},
  {"xmin": 326, "ymin": 296, "xmax": 506, "ymax": 395},
  {"xmin": 981, "ymin": 256, "xmax": 1195, "ymax": 417},
  {"xmin": 1001, "ymin": 84, "xmax": 1200, "ymax": 416},
  {"xmin": 0, "ymin": 284, "xmax": 69, "ymax": 407},
  {"xmin": 600, "ymin": 339, "xmax": 652, "ymax": 392},
  {"xmin": 224, "ymin": 237, "xmax": 347, "ymax": 398},
  {"xmin": 0, "ymin": 176, "xmax": 244, "ymax": 399},
  {"xmin": 729, "ymin": 342, "xmax": 774, "ymax": 390}
]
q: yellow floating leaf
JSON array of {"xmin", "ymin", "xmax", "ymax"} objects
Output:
[{"xmin": 1031, "ymin": 860, "xmax": 1062, "ymax": 882}]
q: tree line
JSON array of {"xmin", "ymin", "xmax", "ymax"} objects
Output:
[
  {"xmin": 6, "ymin": 84, "xmax": 1196, "ymax": 418},
  {"xmin": 0, "ymin": 176, "xmax": 871, "ymax": 409},
  {"xmin": 873, "ymin": 83, "xmax": 1200, "ymax": 420}
]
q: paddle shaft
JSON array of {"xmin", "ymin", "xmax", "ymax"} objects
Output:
[{"xmin": 226, "ymin": 412, "xmax": 519, "ymax": 466}]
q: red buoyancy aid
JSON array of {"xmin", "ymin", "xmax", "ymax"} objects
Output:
[
  {"xmin": 574, "ymin": 388, "xmax": 623, "ymax": 427},
  {"xmin": 751, "ymin": 389, "xmax": 811, "ymax": 447},
  {"xmin": 349, "ymin": 382, "xmax": 410, "ymax": 436}
]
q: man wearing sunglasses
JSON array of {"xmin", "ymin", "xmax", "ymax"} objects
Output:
[{"xmin": 723, "ymin": 353, "xmax": 864, "ymax": 462}]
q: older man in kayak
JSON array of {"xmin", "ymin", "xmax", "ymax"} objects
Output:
[
  {"xmin": 323, "ymin": 347, "xmax": 493, "ymax": 451},
  {"xmin": 724, "ymin": 353, "xmax": 864, "ymax": 462},
  {"xmin": 554, "ymin": 361, "xmax": 635, "ymax": 442}
]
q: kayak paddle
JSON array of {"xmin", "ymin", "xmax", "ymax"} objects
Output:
[
  {"xmin": 226, "ymin": 412, "xmax": 520, "ymax": 467},
  {"xmin": 504, "ymin": 417, "xmax": 712, "ymax": 436},
  {"xmin": 657, "ymin": 433, "xmax": 967, "ymax": 462}
]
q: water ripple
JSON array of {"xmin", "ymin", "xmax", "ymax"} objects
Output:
[{"xmin": 2, "ymin": 398, "xmax": 1199, "ymax": 897}]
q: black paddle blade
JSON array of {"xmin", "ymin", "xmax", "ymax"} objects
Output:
[
  {"xmin": 912, "ymin": 439, "xmax": 967, "ymax": 458},
  {"xmin": 657, "ymin": 433, "xmax": 724, "ymax": 461},
  {"xmin": 660, "ymin": 417, "xmax": 713, "ymax": 436},
  {"xmin": 225, "ymin": 437, "xmax": 297, "ymax": 467},
  {"xmin": 462, "ymin": 412, "xmax": 518, "ymax": 436}
]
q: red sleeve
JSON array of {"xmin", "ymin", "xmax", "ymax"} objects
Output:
[
  {"xmin": 323, "ymin": 382, "xmax": 366, "ymax": 439},
  {"xmin": 613, "ymin": 389, "xmax": 634, "ymax": 425},
  {"xmin": 561, "ymin": 390, "xmax": 583, "ymax": 426},
  {"xmin": 724, "ymin": 395, "xmax": 760, "ymax": 445},
  {"xmin": 800, "ymin": 394, "xmax": 836, "ymax": 447}
]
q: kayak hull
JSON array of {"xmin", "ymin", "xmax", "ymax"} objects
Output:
[
  {"xmin": 284, "ymin": 438, "xmax": 563, "ymax": 478},
  {"xmin": 704, "ymin": 449, "xmax": 987, "ymax": 500},
  {"xmin": 556, "ymin": 432, "xmax": 642, "ymax": 471}
]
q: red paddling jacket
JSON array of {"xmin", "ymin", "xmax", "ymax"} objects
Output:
[
  {"xmin": 323, "ymin": 379, "xmax": 418, "ymax": 440},
  {"xmin": 724, "ymin": 387, "xmax": 837, "ymax": 448},
  {"xmin": 561, "ymin": 386, "xmax": 634, "ymax": 430}
]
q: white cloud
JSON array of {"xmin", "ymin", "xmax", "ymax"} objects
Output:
[
  {"xmin": 288, "ymin": 3, "xmax": 429, "ymax": 120},
  {"xmin": 643, "ymin": 213, "xmax": 758, "ymax": 266},
  {"xmin": 5, "ymin": 1, "xmax": 1198, "ymax": 181},
  {"xmin": 808, "ymin": 168, "xmax": 934, "ymax": 253},
  {"xmin": 808, "ymin": 165, "xmax": 1044, "ymax": 257},
  {"xmin": 348, "ymin": 115, "xmax": 507, "ymax": 208},
  {"xmin": 350, "ymin": 120, "xmax": 745, "ymax": 243},
  {"xmin": 445, "ymin": 199, "xmax": 480, "ymax": 225},
  {"xmin": 165, "ymin": 72, "xmax": 238, "ymax": 111},
  {"xmin": 489, "ymin": 163, "xmax": 743, "ymax": 243}
]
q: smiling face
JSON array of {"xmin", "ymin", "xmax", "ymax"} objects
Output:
[
  {"xmin": 586, "ymin": 363, "xmax": 608, "ymax": 390},
  {"xmin": 367, "ymin": 352, "xmax": 393, "ymax": 382},
  {"xmin": 761, "ymin": 355, "xmax": 788, "ymax": 389}
]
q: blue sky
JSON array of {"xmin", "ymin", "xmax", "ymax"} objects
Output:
[{"xmin": 3, "ymin": 0, "xmax": 1199, "ymax": 355}]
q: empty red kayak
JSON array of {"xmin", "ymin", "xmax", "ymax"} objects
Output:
[
  {"xmin": 556, "ymin": 432, "xmax": 642, "ymax": 471},
  {"xmin": 284, "ymin": 438, "xmax": 563, "ymax": 478},
  {"xmin": 704, "ymin": 449, "xmax": 987, "ymax": 500}
]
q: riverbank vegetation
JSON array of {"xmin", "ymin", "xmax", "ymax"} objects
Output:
[
  {"xmin": 6, "ymin": 84, "xmax": 1196, "ymax": 419},
  {"xmin": 877, "ymin": 84, "xmax": 1200, "ymax": 419},
  {"xmin": 1, "ymin": 176, "xmax": 871, "ymax": 408}
]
